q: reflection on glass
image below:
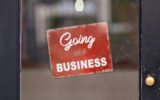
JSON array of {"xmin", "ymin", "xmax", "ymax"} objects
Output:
[
  {"xmin": 22, "ymin": 0, "xmax": 139, "ymax": 100},
  {"xmin": 75, "ymin": 0, "xmax": 84, "ymax": 12}
]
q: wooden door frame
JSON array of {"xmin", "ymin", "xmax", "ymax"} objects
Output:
[
  {"xmin": 0, "ymin": 0, "xmax": 20, "ymax": 100},
  {"xmin": 140, "ymin": 0, "xmax": 160, "ymax": 100}
]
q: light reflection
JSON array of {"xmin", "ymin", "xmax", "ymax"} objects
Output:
[{"xmin": 75, "ymin": 0, "xmax": 84, "ymax": 12}]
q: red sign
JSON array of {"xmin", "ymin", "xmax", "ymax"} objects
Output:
[{"xmin": 47, "ymin": 22, "xmax": 112, "ymax": 78}]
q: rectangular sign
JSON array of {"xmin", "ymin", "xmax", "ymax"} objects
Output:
[{"xmin": 47, "ymin": 22, "xmax": 112, "ymax": 78}]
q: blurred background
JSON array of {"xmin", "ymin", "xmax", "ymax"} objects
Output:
[{"xmin": 21, "ymin": 0, "xmax": 139, "ymax": 100}]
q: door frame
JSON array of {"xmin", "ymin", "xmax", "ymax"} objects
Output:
[
  {"xmin": 0, "ymin": 0, "xmax": 20, "ymax": 100},
  {"xmin": 140, "ymin": 0, "xmax": 160, "ymax": 100}
]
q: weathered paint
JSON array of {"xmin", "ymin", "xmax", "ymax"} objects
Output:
[{"xmin": 47, "ymin": 22, "xmax": 112, "ymax": 78}]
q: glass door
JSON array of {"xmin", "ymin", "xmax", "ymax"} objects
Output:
[{"xmin": 21, "ymin": 0, "xmax": 139, "ymax": 100}]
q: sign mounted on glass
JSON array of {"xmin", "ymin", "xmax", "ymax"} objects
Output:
[{"xmin": 47, "ymin": 22, "xmax": 113, "ymax": 78}]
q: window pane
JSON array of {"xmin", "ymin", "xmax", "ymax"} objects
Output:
[{"xmin": 22, "ymin": 0, "xmax": 139, "ymax": 100}]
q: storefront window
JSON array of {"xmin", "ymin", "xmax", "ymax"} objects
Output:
[{"xmin": 22, "ymin": 0, "xmax": 139, "ymax": 100}]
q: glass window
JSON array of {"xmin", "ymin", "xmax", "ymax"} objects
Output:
[{"xmin": 22, "ymin": 0, "xmax": 139, "ymax": 100}]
